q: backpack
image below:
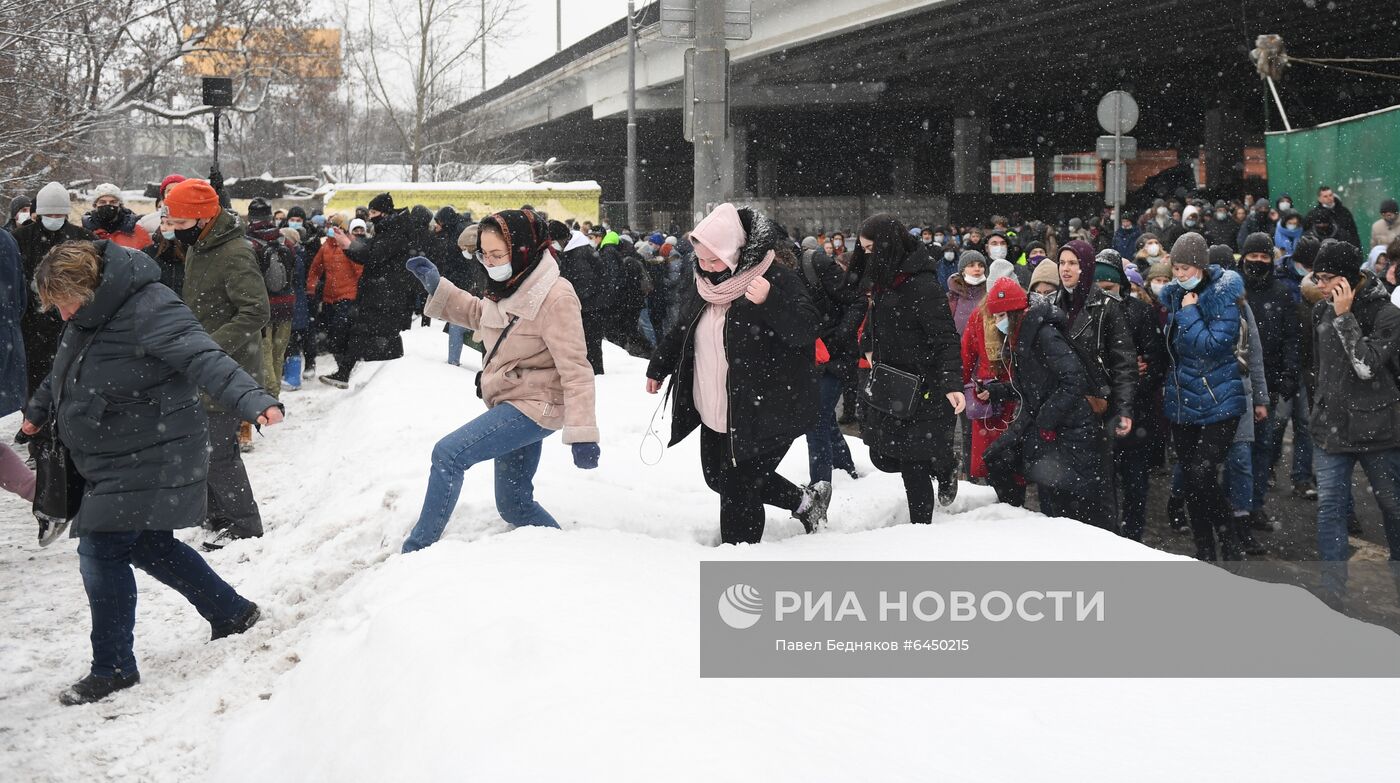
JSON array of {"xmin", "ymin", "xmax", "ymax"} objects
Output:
[{"xmin": 250, "ymin": 234, "xmax": 294, "ymax": 295}]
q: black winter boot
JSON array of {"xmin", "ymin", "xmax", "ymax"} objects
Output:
[
  {"xmin": 211, "ymin": 602, "xmax": 261, "ymax": 641},
  {"xmin": 59, "ymin": 672, "xmax": 140, "ymax": 706},
  {"xmin": 1217, "ymin": 524, "xmax": 1244, "ymax": 562},
  {"xmin": 793, "ymin": 482, "xmax": 832, "ymax": 534}
]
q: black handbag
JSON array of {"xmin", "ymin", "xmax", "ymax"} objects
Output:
[
  {"xmin": 32, "ymin": 325, "xmax": 101, "ymax": 523},
  {"xmin": 861, "ymin": 305, "xmax": 926, "ymax": 419},
  {"xmin": 863, "ymin": 363, "xmax": 924, "ymax": 418},
  {"xmin": 32, "ymin": 429, "xmax": 84, "ymax": 524},
  {"xmin": 476, "ymin": 316, "xmax": 520, "ymax": 399}
]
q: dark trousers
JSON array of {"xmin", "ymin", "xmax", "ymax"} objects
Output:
[
  {"xmin": 1171, "ymin": 419, "xmax": 1239, "ymax": 560},
  {"xmin": 581, "ymin": 310, "xmax": 606, "ymax": 375},
  {"xmin": 1039, "ymin": 486, "xmax": 1118, "ymax": 531},
  {"xmin": 288, "ymin": 328, "xmax": 316, "ymax": 368},
  {"xmin": 78, "ymin": 530, "xmax": 251, "ymax": 677},
  {"xmin": 1115, "ymin": 443, "xmax": 1153, "ymax": 540},
  {"xmin": 699, "ymin": 427, "xmax": 802, "ymax": 544},
  {"xmin": 207, "ymin": 411, "xmax": 263, "ymax": 538},
  {"xmin": 870, "ymin": 450, "xmax": 952, "ymax": 525}
]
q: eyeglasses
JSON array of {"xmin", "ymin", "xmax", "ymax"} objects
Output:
[
  {"xmin": 1313, "ymin": 273, "xmax": 1341, "ymax": 285},
  {"xmin": 476, "ymin": 250, "xmax": 511, "ymax": 263}
]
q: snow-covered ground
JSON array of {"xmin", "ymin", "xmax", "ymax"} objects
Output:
[{"xmin": 2, "ymin": 326, "xmax": 1398, "ymax": 781}]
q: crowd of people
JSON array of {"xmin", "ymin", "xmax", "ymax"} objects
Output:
[{"xmin": 2, "ymin": 175, "xmax": 1399, "ymax": 706}]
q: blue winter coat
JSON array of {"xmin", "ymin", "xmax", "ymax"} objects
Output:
[
  {"xmin": 1161, "ymin": 265, "xmax": 1248, "ymax": 425},
  {"xmin": 0, "ymin": 229, "xmax": 25, "ymax": 418}
]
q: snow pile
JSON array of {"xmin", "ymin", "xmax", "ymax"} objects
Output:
[{"xmin": 2, "ymin": 327, "xmax": 1398, "ymax": 782}]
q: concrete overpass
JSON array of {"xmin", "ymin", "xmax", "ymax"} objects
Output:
[{"xmin": 432, "ymin": 0, "xmax": 1400, "ymax": 232}]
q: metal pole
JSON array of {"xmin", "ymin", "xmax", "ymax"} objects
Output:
[
  {"xmin": 691, "ymin": 0, "xmax": 730, "ymax": 224},
  {"xmin": 556, "ymin": 0, "xmax": 562, "ymax": 52},
  {"xmin": 481, "ymin": 0, "xmax": 487, "ymax": 93},
  {"xmin": 626, "ymin": 1, "xmax": 638, "ymax": 231},
  {"xmin": 1111, "ymin": 127, "xmax": 1121, "ymax": 229},
  {"xmin": 1266, "ymin": 76, "xmax": 1292, "ymax": 132}
]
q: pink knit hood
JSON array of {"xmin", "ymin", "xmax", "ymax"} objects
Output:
[{"xmin": 689, "ymin": 202, "xmax": 746, "ymax": 271}]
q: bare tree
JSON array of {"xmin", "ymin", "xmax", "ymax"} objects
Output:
[
  {"xmin": 344, "ymin": 0, "xmax": 515, "ymax": 182},
  {"xmin": 0, "ymin": 0, "xmax": 317, "ymax": 188}
]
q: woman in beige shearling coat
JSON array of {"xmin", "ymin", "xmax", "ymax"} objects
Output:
[{"xmin": 400, "ymin": 209, "xmax": 599, "ymax": 553}]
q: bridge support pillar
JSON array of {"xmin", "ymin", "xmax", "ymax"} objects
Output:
[{"xmin": 953, "ymin": 117, "xmax": 989, "ymax": 194}]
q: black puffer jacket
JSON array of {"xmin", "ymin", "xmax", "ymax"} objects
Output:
[
  {"xmin": 1205, "ymin": 217, "xmax": 1240, "ymax": 251},
  {"xmin": 985, "ymin": 302, "xmax": 1107, "ymax": 492},
  {"xmin": 856, "ymin": 240, "xmax": 963, "ymax": 463},
  {"xmin": 647, "ymin": 208, "xmax": 819, "ymax": 463},
  {"xmin": 1310, "ymin": 274, "xmax": 1400, "ymax": 454},
  {"xmin": 1243, "ymin": 265, "xmax": 1302, "ymax": 400},
  {"xmin": 344, "ymin": 209, "xmax": 419, "ymax": 361},
  {"xmin": 23, "ymin": 242, "xmax": 277, "ymax": 536}
]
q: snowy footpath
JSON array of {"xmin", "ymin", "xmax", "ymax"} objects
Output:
[{"xmin": 3, "ymin": 327, "xmax": 1399, "ymax": 781}]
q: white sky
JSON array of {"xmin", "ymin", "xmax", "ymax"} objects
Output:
[
  {"xmin": 321, "ymin": 0, "xmax": 631, "ymax": 99},
  {"xmin": 487, "ymin": 0, "xmax": 631, "ymax": 89}
]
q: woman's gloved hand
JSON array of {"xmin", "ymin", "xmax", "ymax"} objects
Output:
[
  {"xmin": 572, "ymin": 442, "xmax": 601, "ymax": 470},
  {"xmin": 405, "ymin": 256, "xmax": 441, "ymax": 294}
]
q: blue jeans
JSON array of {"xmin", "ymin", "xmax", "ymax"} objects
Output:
[
  {"xmin": 447, "ymin": 323, "xmax": 469, "ymax": 366},
  {"xmin": 403, "ymin": 403, "xmax": 558, "ymax": 553},
  {"xmin": 638, "ymin": 308, "xmax": 657, "ymax": 349},
  {"xmin": 78, "ymin": 530, "xmax": 251, "ymax": 678},
  {"xmin": 805, "ymin": 372, "xmax": 855, "ymax": 484},
  {"xmin": 1315, "ymin": 447, "xmax": 1400, "ymax": 597},
  {"xmin": 1224, "ymin": 440, "xmax": 1253, "ymax": 514},
  {"xmin": 1272, "ymin": 388, "xmax": 1314, "ymax": 483}
]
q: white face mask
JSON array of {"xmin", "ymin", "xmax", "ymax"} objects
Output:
[
  {"xmin": 1146, "ymin": 243, "xmax": 1162, "ymax": 258},
  {"xmin": 934, "ymin": 234, "xmax": 945, "ymax": 244},
  {"xmin": 482, "ymin": 258, "xmax": 514, "ymax": 281},
  {"xmin": 1279, "ymin": 200, "xmax": 1292, "ymax": 211},
  {"xmin": 964, "ymin": 273, "xmax": 987, "ymax": 286},
  {"xmin": 1150, "ymin": 281, "xmax": 1166, "ymax": 297},
  {"xmin": 1215, "ymin": 211, "xmax": 1228, "ymax": 221},
  {"xmin": 995, "ymin": 316, "xmax": 1010, "ymax": 334},
  {"xmin": 1179, "ymin": 274, "xmax": 1202, "ymax": 291},
  {"xmin": 461, "ymin": 249, "xmax": 473, "ymax": 260},
  {"xmin": 161, "ymin": 229, "xmax": 177, "ymax": 241},
  {"xmin": 15, "ymin": 210, "xmax": 30, "ymax": 225},
  {"xmin": 987, "ymin": 245, "xmax": 1007, "ymax": 261},
  {"xmin": 944, "ymin": 251, "xmax": 955, "ymax": 261},
  {"xmin": 41, "ymin": 216, "xmax": 64, "ymax": 232}
]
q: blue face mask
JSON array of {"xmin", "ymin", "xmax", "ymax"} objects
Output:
[
  {"xmin": 1179, "ymin": 274, "xmax": 1202, "ymax": 291},
  {"xmin": 1294, "ymin": 262, "xmax": 1307, "ymax": 276},
  {"xmin": 1279, "ymin": 224, "xmax": 1301, "ymax": 240},
  {"xmin": 161, "ymin": 229, "xmax": 177, "ymax": 241},
  {"xmin": 996, "ymin": 316, "xmax": 1011, "ymax": 334}
]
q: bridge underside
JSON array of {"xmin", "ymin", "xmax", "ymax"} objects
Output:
[{"xmin": 455, "ymin": 0, "xmax": 1399, "ymax": 224}]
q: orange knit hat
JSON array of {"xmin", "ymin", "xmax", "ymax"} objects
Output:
[{"xmin": 163, "ymin": 179, "xmax": 221, "ymax": 220}]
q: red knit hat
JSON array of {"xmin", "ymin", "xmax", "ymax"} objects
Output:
[
  {"xmin": 163, "ymin": 179, "xmax": 220, "ymax": 220},
  {"xmin": 159, "ymin": 174, "xmax": 187, "ymax": 200},
  {"xmin": 985, "ymin": 276, "xmax": 1029, "ymax": 315}
]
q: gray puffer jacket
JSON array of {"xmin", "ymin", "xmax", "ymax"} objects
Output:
[{"xmin": 24, "ymin": 241, "xmax": 278, "ymax": 536}]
